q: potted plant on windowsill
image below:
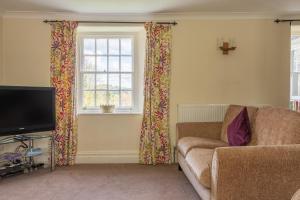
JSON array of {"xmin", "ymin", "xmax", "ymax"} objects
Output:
[
  {"xmin": 100, "ymin": 94, "xmax": 115, "ymax": 113},
  {"xmin": 100, "ymin": 104, "xmax": 115, "ymax": 113}
]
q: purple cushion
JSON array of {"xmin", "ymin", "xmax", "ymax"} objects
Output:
[{"xmin": 227, "ymin": 107, "xmax": 251, "ymax": 146}]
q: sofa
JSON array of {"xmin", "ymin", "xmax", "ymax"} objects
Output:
[
  {"xmin": 176, "ymin": 105, "xmax": 300, "ymax": 200},
  {"xmin": 292, "ymin": 189, "xmax": 300, "ymax": 200}
]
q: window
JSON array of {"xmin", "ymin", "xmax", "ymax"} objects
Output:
[
  {"xmin": 77, "ymin": 29, "xmax": 144, "ymax": 114},
  {"xmin": 291, "ymin": 35, "xmax": 300, "ymax": 100}
]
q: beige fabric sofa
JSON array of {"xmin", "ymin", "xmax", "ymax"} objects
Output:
[
  {"xmin": 177, "ymin": 105, "xmax": 300, "ymax": 200},
  {"xmin": 292, "ymin": 189, "xmax": 300, "ymax": 200}
]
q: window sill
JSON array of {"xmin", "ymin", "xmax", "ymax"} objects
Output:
[{"xmin": 291, "ymin": 97, "xmax": 300, "ymax": 101}]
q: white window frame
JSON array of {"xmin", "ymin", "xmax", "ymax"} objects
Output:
[
  {"xmin": 76, "ymin": 31, "xmax": 142, "ymax": 114},
  {"xmin": 291, "ymin": 35, "xmax": 300, "ymax": 100}
]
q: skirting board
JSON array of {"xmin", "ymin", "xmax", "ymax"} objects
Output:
[{"xmin": 76, "ymin": 150, "xmax": 139, "ymax": 164}]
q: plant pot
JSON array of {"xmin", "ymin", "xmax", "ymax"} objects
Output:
[{"xmin": 100, "ymin": 105, "xmax": 115, "ymax": 113}]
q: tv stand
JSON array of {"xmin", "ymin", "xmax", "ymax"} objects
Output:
[
  {"xmin": 13, "ymin": 135, "xmax": 31, "ymax": 140},
  {"xmin": 0, "ymin": 133, "xmax": 55, "ymax": 178}
]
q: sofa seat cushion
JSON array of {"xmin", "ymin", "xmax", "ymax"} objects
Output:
[
  {"xmin": 178, "ymin": 137, "xmax": 228, "ymax": 157},
  {"xmin": 186, "ymin": 148, "xmax": 214, "ymax": 188}
]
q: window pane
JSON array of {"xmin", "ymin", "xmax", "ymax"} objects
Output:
[
  {"xmin": 83, "ymin": 74, "xmax": 95, "ymax": 90},
  {"xmin": 96, "ymin": 39, "xmax": 107, "ymax": 55},
  {"xmin": 80, "ymin": 36, "xmax": 138, "ymax": 112},
  {"xmin": 293, "ymin": 50, "xmax": 300, "ymax": 72},
  {"xmin": 83, "ymin": 91, "xmax": 95, "ymax": 107},
  {"xmin": 121, "ymin": 56, "xmax": 132, "ymax": 72},
  {"xmin": 121, "ymin": 91, "xmax": 132, "ymax": 107},
  {"xmin": 97, "ymin": 56, "xmax": 107, "ymax": 72},
  {"xmin": 108, "ymin": 91, "xmax": 120, "ymax": 107},
  {"xmin": 84, "ymin": 39, "xmax": 95, "ymax": 55},
  {"xmin": 109, "ymin": 39, "xmax": 119, "ymax": 55},
  {"xmin": 96, "ymin": 91, "xmax": 107, "ymax": 106},
  {"xmin": 108, "ymin": 74, "xmax": 120, "ymax": 90},
  {"xmin": 109, "ymin": 56, "xmax": 119, "ymax": 72},
  {"xmin": 121, "ymin": 74, "xmax": 132, "ymax": 90},
  {"xmin": 121, "ymin": 39, "xmax": 132, "ymax": 55},
  {"xmin": 291, "ymin": 37, "xmax": 300, "ymax": 98},
  {"xmin": 96, "ymin": 74, "xmax": 107, "ymax": 90},
  {"xmin": 83, "ymin": 56, "xmax": 95, "ymax": 71},
  {"xmin": 292, "ymin": 73, "xmax": 300, "ymax": 96}
]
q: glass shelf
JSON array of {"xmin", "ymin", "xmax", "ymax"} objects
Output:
[{"xmin": 0, "ymin": 133, "xmax": 52, "ymax": 145}]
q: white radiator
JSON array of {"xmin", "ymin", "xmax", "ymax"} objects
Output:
[{"xmin": 177, "ymin": 104, "xmax": 229, "ymax": 123}]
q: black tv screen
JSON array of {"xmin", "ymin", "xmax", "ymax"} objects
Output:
[{"xmin": 0, "ymin": 86, "xmax": 56, "ymax": 136}]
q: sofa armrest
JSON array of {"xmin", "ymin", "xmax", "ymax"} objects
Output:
[
  {"xmin": 176, "ymin": 122, "xmax": 222, "ymax": 142},
  {"xmin": 211, "ymin": 145, "xmax": 300, "ymax": 200},
  {"xmin": 291, "ymin": 189, "xmax": 300, "ymax": 200},
  {"xmin": 292, "ymin": 189, "xmax": 300, "ymax": 200}
]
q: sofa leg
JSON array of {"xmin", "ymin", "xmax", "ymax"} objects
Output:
[{"xmin": 178, "ymin": 164, "xmax": 182, "ymax": 171}]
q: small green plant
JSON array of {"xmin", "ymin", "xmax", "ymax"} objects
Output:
[{"xmin": 100, "ymin": 92, "xmax": 118, "ymax": 113}]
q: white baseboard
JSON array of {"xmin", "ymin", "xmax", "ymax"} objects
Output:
[{"xmin": 76, "ymin": 150, "xmax": 139, "ymax": 164}]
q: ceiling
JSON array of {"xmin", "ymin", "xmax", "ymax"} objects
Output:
[{"xmin": 0, "ymin": 0, "xmax": 300, "ymax": 15}]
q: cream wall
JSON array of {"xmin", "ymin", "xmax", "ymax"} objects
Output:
[
  {"xmin": 2, "ymin": 18, "xmax": 50, "ymax": 85},
  {"xmin": 1, "ymin": 17, "xmax": 290, "ymax": 163},
  {"xmin": 1, "ymin": 18, "xmax": 143, "ymax": 163},
  {"xmin": 169, "ymin": 19, "xmax": 290, "ymax": 145}
]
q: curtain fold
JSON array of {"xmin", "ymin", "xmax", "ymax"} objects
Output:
[
  {"xmin": 139, "ymin": 22, "xmax": 172, "ymax": 165},
  {"xmin": 50, "ymin": 21, "xmax": 78, "ymax": 166}
]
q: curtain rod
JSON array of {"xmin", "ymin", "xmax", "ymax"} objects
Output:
[
  {"xmin": 274, "ymin": 19, "xmax": 300, "ymax": 23},
  {"xmin": 43, "ymin": 20, "xmax": 178, "ymax": 25}
]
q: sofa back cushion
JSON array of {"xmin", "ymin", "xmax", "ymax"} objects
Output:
[
  {"xmin": 221, "ymin": 105, "xmax": 258, "ymax": 143},
  {"xmin": 251, "ymin": 107, "xmax": 300, "ymax": 145}
]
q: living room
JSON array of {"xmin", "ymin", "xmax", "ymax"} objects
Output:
[{"xmin": 0, "ymin": 1, "xmax": 299, "ymax": 200}]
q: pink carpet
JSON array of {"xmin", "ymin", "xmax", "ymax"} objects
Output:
[{"xmin": 0, "ymin": 164, "xmax": 200, "ymax": 200}]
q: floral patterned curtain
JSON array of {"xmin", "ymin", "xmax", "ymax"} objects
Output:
[
  {"xmin": 139, "ymin": 22, "xmax": 172, "ymax": 165},
  {"xmin": 50, "ymin": 21, "xmax": 78, "ymax": 166}
]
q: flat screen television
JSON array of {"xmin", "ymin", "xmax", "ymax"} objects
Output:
[{"xmin": 0, "ymin": 86, "xmax": 56, "ymax": 136}]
